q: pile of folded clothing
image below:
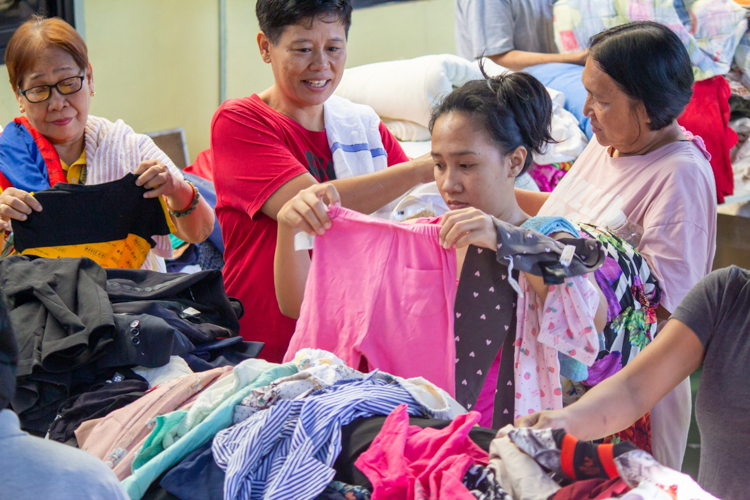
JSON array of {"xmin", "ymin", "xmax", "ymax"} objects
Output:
[{"xmin": 0, "ymin": 255, "xmax": 261, "ymax": 437}]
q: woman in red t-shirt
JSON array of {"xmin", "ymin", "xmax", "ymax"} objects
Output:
[{"xmin": 211, "ymin": 0, "xmax": 434, "ymax": 362}]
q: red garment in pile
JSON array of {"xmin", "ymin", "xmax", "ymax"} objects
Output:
[
  {"xmin": 355, "ymin": 404, "xmax": 489, "ymax": 500},
  {"xmin": 552, "ymin": 477, "xmax": 630, "ymax": 500},
  {"xmin": 677, "ymin": 76, "xmax": 737, "ymax": 204}
]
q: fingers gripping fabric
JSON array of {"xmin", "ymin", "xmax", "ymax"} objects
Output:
[
  {"xmin": 508, "ymin": 428, "xmax": 636, "ymax": 482},
  {"xmin": 494, "ymin": 219, "xmax": 606, "ymax": 285}
]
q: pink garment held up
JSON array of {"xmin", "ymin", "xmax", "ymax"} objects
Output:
[{"xmin": 284, "ymin": 206, "xmax": 458, "ymax": 395}]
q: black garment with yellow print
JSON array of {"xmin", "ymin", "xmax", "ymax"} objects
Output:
[{"xmin": 11, "ymin": 173, "xmax": 175, "ymax": 269}]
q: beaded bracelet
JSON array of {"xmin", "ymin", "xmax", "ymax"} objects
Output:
[{"xmin": 169, "ymin": 181, "xmax": 201, "ymax": 218}]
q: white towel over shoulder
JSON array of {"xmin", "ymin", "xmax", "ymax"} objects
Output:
[{"xmin": 323, "ymin": 95, "xmax": 388, "ymax": 179}]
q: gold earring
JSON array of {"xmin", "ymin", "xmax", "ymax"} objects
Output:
[
  {"xmin": 91, "ymin": 91, "xmax": 96, "ymax": 96},
  {"xmin": 18, "ymin": 107, "xmax": 23, "ymax": 113}
]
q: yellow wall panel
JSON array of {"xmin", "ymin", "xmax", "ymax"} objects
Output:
[{"xmin": 0, "ymin": 0, "xmax": 454, "ymax": 163}]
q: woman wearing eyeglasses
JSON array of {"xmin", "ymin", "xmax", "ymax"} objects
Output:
[{"xmin": 0, "ymin": 16, "xmax": 213, "ymax": 271}]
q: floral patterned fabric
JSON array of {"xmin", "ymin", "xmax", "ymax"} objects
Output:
[
  {"xmin": 553, "ymin": 0, "xmax": 747, "ymax": 81},
  {"xmin": 570, "ymin": 224, "xmax": 660, "ymax": 453},
  {"xmin": 577, "ymin": 223, "xmax": 661, "ymax": 375}
]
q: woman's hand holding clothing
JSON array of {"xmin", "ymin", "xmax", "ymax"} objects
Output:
[
  {"xmin": 439, "ymin": 207, "xmax": 498, "ymax": 250},
  {"xmin": 277, "ymin": 183, "xmax": 341, "ymax": 236},
  {"xmin": 274, "ymin": 183, "xmax": 341, "ymax": 319},
  {"xmin": 0, "ymin": 188, "xmax": 42, "ymax": 231},
  {"xmin": 135, "ymin": 159, "xmax": 188, "ymax": 201},
  {"xmin": 134, "ymin": 159, "xmax": 214, "ymax": 244},
  {"xmin": 514, "ymin": 408, "xmax": 574, "ymax": 433}
]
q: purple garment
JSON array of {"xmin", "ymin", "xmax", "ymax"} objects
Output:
[
  {"xmin": 579, "ymin": 231, "xmax": 623, "ymax": 322},
  {"xmin": 584, "ymin": 351, "xmax": 622, "ymax": 386},
  {"xmin": 593, "ymin": 262, "xmax": 623, "ymax": 322}
]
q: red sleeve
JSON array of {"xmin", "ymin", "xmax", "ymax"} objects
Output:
[
  {"xmin": 379, "ymin": 121, "xmax": 410, "ymax": 166},
  {"xmin": 211, "ymin": 100, "xmax": 307, "ymax": 218}
]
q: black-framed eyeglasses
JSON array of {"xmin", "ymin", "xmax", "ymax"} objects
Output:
[{"xmin": 19, "ymin": 75, "xmax": 85, "ymax": 103}]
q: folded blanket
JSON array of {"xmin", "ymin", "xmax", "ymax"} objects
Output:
[
  {"xmin": 553, "ymin": 0, "xmax": 747, "ymax": 81},
  {"xmin": 383, "ymin": 119, "xmax": 431, "ymax": 142},
  {"xmin": 335, "ymin": 54, "xmax": 484, "ymax": 129}
]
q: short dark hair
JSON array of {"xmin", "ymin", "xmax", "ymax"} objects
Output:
[
  {"xmin": 589, "ymin": 21, "xmax": 693, "ymax": 131},
  {"xmin": 256, "ymin": 0, "xmax": 353, "ymax": 45},
  {"xmin": 429, "ymin": 70, "xmax": 554, "ymax": 174}
]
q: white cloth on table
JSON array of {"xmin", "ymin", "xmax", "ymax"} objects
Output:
[
  {"xmin": 133, "ymin": 356, "xmax": 193, "ymax": 389},
  {"xmin": 614, "ymin": 448, "xmax": 719, "ymax": 500}
]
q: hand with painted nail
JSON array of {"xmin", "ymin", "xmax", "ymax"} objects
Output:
[
  {"xmin": 277, "ymin": 183, "xmax": 341, "ymax": 236},
  {"xmin": 0, "ymin": 187, "xmax": 43, "ymax": 231},
  {"xmin": 438, "ymin": 207, "xmax": 497, "ymax": 251}
]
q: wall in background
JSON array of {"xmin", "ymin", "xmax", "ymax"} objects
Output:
[{"xmin": 0, "ymin": 0, "xmax": 455, "ymax": 162}]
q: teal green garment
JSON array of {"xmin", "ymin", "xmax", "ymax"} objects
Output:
[
  {"xmin": 121, "ymin": 362, "xmax": 297, "ymax": 500},
  {"xmin": 169, "ymin": 234, "xmax": 185, "ymax": 249},
  {"xmin": 131, "ymin": 411, "xmax": 187, "ymax": 472}
]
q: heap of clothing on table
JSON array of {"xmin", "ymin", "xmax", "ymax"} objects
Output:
[
  {"xmin": 0, "ymin": 255, "xmax": 258, "ymax": 436},
  {"xmin": 122, "ymin": 348, "xmax": 711, "ymax": 500},
  {"xmin": 75, "ymin": 347, "xmax": 716, "ymax": 500},
  {"xmin": 89, "ymin": 349, "xmax": 463, "ymax": 499}
]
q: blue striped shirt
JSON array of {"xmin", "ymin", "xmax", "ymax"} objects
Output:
[{"xmin": 212, "ymin": 377, "xmax": 425, "ymax": 500}]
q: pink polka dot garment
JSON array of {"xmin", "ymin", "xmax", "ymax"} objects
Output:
[{"xmin": 513, "ymin": 273, "xmax": 599, "ymax": 420}]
